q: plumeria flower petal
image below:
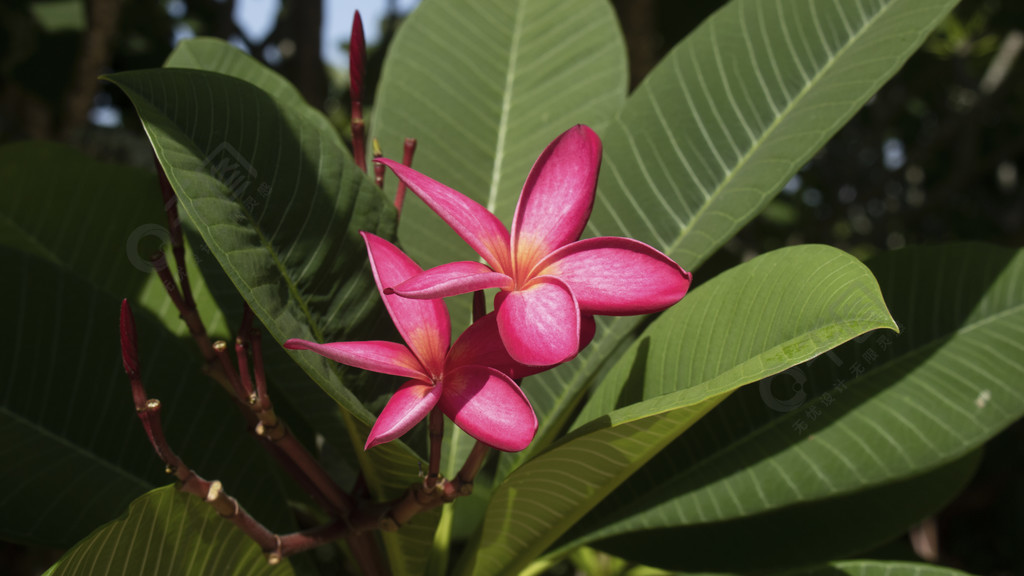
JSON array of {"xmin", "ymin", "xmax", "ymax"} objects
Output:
[
  {"xmin": 366, "ymin": 380, "xmax": 443, "ymax": 450},
  {"xmin": 447, "ymin": 312, "xmax": 545, "ymax": 380},
  {"xmin": 496, "ymin": 276, "xmax": 580, "ymax": 366},
  {"xmin": 374, "ymin": 159, "xmax": 513, "ymax": 274},
  {"xmin": 283, "ymin": 339, "xmax": 428, "ymax": 381},
  {"xmin": 534, "ymin": 237, "xmax": 692, "ymax": 315},
  {"xmin": 287, "ymin": 233, "xmax": 539, "ymax": 452},
  {"xmin": 377, "ymin": 124, "xmax": 691, "ymax": 367},
  {"xmin": 512, "ymin": 125, "xmax": 602, "ymax": 275},
  {"xmin": 387, "ymin": 261, "xmax": 513, "ymax": 299},
  {"xmin": 362, "ymin": 232, "xmax": 449, "ymax": 375},
  {"xmin": 440, "ymin": 365, "xmax": 537, "ymax": 452}
]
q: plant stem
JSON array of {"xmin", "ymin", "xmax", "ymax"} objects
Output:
[
  {"xmin": 151, "ymin": 250, "xmax": 214, "ymax": 364},
  {"xmin": 372, "ymin": 139, "xmax": 385, "ymax": 188},
  {"xmin": 425, "ymin": 407, "xmax": 444, "ymax": 491},
  {"xmin": 394, "ymin": 138, "xmax": 417, "ymax": 220}
]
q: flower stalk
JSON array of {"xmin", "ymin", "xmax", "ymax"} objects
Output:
[
  {"xmin": 394, "ymin": 137, "xmax": 417, "ymax": 220},
  {"xmin": 372, "ymin": 139, "xmax": 385, "ymax": 188},
  {"xmin": 150, "ymin": 167, "xmax": 215, "ymax": 364}
]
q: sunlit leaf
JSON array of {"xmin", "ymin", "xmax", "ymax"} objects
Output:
[
  {"xmin": 43, "ymin": 485, "xmax": 294, "ymax": 576},
  {"xmin": 460, "ymin": 245, "xmax": 897, "ymax": 575}
]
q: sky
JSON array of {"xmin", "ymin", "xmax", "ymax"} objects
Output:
[
  {"xmin": 92, "ymin": 1, "xmax": 419, "ymax": 127},
  {"xmin": 231, "ymin": 0, "xmax": 422, "ymax": 68}
]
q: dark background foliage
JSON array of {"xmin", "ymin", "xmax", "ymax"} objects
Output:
[{"xmin": 1, "ymin": 0, "xmax": 1020, "ymax": 574}]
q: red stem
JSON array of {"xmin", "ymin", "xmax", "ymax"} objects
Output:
[
  {"xmin": 155, "ymin": 158, "xmax": 195, "ymax": 309},
  {"xmin": 425, "ymin": 407, "xmax": 444, "ymax": 491},
  {"xmin": 394, "ymin": 138, "xmax": 417, "ymax": 219}
]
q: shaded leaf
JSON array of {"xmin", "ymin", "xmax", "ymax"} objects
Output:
[
  {"xmin": 589, "ymin": 451, "xmax": 979, "ymax": 572},
  {"xmin": 459, "ymin": 245, "xmax": 897, "ymax": 576},
  {"xmin": 110, "ymin": 42, "xmax": 438, "ymax": 574},
  {"xmin": 0, "ymin": 248, "xmax": 293, "ymax": 548},
  {"xmin": 564, "ymin": 243, "xmax": 1024, "ymax": 571}
]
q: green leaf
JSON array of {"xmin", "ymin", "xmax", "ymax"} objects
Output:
[
  {"xmin": 109, "ymin": 43, "xmax": 438, "ymax": 574},
  {"xmin": 166, "ymin": 37, "xmax": 307, "ymax": 106},
  {"xmin": 43, "ymin": 485, "xmax": 294, "ymax": 576},
  {"xmin": 0, "ymin": 140, "xmax": 227, "ymax": 338},
  {"xmin": 785, "ymin": 559, "xmax": 977, "ymax": 576},
  {"xmin": 0, "ymin": 248, "xmax": 293, "ymax": 548},
  {"xmin": 104, "ymin": 65, "xmax": 392, "ymax": 452},
  {"xmin": 561, "ymin": 243, "xmax": 1024, "ymax": 571},
  {"xmin": 458, "ymin": 245, "xmax": 897, "ymax": 576},
  {"xmin": 586, "ymin": 450, "xmax": 978, "ymax": 572},
  {"xmin": 372, "ymin": 0, "xmax": 627, "ymax": 300},
  {"xmin": 593, "ymin": 0, "xmax": 959, "ymax": 267},
  {"xmin": 504, "ymin": 0, "xmax": 960, "ymax": 479},
  {"xmin": 157, "ymin": 38, "xmax": 383, "ymax": 456}
]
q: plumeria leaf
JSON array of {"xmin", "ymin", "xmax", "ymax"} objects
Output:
[
  {"xmin": 43, "ymin": 485, "xmax": 294, "ymax": 576},
  {"xmin": 457, "ymin": 245, "xmax": 897, "ymax": 576},
  {"xmin": 0, "ymin": 248, "xmax": 294, "ymax": 549},
  {"xmin": 501, "ymin": 0, "xmax": 960, "ymax": 483},
  {"xmin": 554, "ymin": 243, "xmax": 1024, "ymax": 572},
  {"xmin": 108, "ymin": 38, "xmax": 438, "ymax": 576},
  {"xmin": 582, "ymin": 451, "xmax": 979, "ymax": 572}
]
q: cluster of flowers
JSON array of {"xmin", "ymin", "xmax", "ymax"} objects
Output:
[{"xmin": 286, "ymin": 126, "xmax": 691, "ymax": 452}]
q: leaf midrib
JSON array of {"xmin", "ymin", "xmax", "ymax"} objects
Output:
[
  {"xmin": 486, "ymin": 0, "xmax": 527, "ymax": 213},
  {"xmin": 571, "ymin": 297, "xmax": 1024, "ymax": 541},
  {"xmin": 659, "ymin": 0, "xmax": 901, "ymax": 264}
]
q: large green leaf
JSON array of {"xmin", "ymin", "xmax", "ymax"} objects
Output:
[
  {"xmin": 109, "ymin": 41, "xmax": 439, "ymax": 575},
  {"xmin": 372, "ymin": 0, "xmax": 627, "ymax": 286},
  {"xmin": 560, "ymin": 243, "xmax": 1024, "ymax": 571},
  {"xmin": 457, "ymin": 245, "xmax": 897, "ymax": 576},
  {"xmin": 157, "ymin": 38, "xmax": 382, "ymax": 459},
  {"xmin": 0, "ymin": 248, "xmax": 293, "ymax": 548},
  {"xmin": 581, "ymin": 450, "xmax": 978, "ymax": 572},
  {"xmin": 166, "ymin": 37, "xmax": 307, "ymax": 105},
  {"xmin": 503, "ymin": 0, "xmax": 961, "ymax": 478},
  {"xmin": 43, "ymin": 485, "xmax": 294, "ymax": 576},
  {"xmin": 104, "ymin": 67, "xmax": 393, "ymax": 465}
]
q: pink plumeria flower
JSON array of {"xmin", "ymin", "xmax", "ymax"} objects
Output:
[
  {"xmin": 376, "ymin": 125, "xmax": 692, "ymax": 367},
  {"xmin": 285, "ymin": 232, "xmax": 537, "ymax": 452}
]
